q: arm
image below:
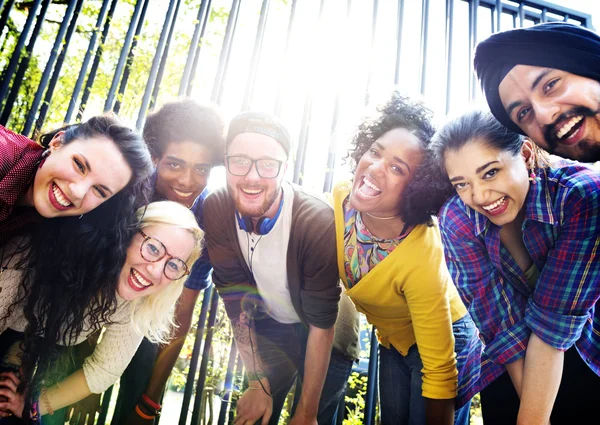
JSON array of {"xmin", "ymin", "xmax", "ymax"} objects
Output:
[{"xmin": 291, "ymin": 325, "xmax": 335, "ymax": 424}]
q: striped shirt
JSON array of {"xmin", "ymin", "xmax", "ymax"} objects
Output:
[{"xmin": 439, "ymin": 160, "xmax": 600, "ymax": 389}]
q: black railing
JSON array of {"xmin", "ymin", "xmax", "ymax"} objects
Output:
[{"xmin": 0, "ymin": 1, "xmax": 592, "ymax": 424}]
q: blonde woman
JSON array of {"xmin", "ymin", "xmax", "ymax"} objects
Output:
[{"xmin": 0, "ymin": 201, "xmax": 203, "ymax": 422}]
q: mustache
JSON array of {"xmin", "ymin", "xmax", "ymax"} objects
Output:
[{"xmin": 544, "ymin": 106, "xmax": 599, "ymax": 147}]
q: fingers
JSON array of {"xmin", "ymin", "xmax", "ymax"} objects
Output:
[
  {"xmin": 87, "ymin": 411, "xmax": 97, "ymax": 425},
  {"xmin": 261, "ymin": 405, "xmax": 272, "ymax": 425},
  {"xmin": 0, "ymin": 372, "xmax": 19, "ymax": 389},
  {"xmin": 0, "ymin": 378, "xmax": 18, "ymax": 393}
]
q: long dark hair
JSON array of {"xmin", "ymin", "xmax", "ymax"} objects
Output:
[
  {"xmin": 345, "ymin": 91, "xmax": 437, "ymax": 225},
  {"xmin": 14, "ymin": 114, "xmax": 154, "ymax": 392}
]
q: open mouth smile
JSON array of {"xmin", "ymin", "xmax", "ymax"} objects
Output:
[
  {"xmin": 129, "ymin": 268, "xmax": 153, "ymax": 292},
  {"xmin": 357, "ymin": 176, "xmax": 382, "ymax": 197},
  {"xmin": 555, "ymin": 115, "xmax": 584, "ymax": 145},
  {"xmin": 171, "ymin": 188, "xmax": 195, "ymax": 199},
  {"xmin": 49, "ymin": 182, "xmax": 73, "ymax": 210},
  {"xmin": 481, "ymin": 196, "xmax": 508, "ymax": 216},
  {"xmin": 240, "ymin": 187, "xmax": 264, "ymax": 196}
]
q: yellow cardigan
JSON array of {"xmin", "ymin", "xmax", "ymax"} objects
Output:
[{"xmin": 333, "ymin": 181, "xmax": 468, "ymax": 400}]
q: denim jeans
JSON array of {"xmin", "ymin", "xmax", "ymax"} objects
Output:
[
  {"xmin": 253, "ymin": 313, "xmax": 354, "ymax": 425},
  {"xmin": 378, "ymin": 315, "xmax": 476, "ymax": 425}
]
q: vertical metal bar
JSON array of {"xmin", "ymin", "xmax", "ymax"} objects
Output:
[
  {"xmin": 468, "ymin": 0, "xmax": 479, "ymax": 102},
  {"xmin": 518, "ymin": 1, "xmax": 524, "ymax": 27},
  {"xmin": 113, "ymin": 0, "xmax": 150, "ymax": 114},
  {"xmin": 0, "ymin": 0, "xmax": 15, "ymax": 38},
  {"xmin": 96, "ymin": 385, "xmax": 114, "ymax": 425},
  {"xmin": 541, "ymin": 7, "xmax": 547, "ymax": 23},
  {"xmin": 104, "ymin": 0, "xmax": 146, "ymax": 112},
  {"xmin": 273, "ymin": 0, "xmax": 298, "ymax": 116},
  {"xmin": 34, "ymin": 0, "xmax": 84, "ymax": 133},
  {"xmin": 211, "ymin": 0, "xmax": 241, "ymax": 104},
  {"xmin": 178, "ymin": 285, "xmax": 214, "ymax": 425},
  {"xmin": 77, "ymin": 0, "xmax": 119, "ymax": 121},
  {"xmin": 418, "ymin": 0, "xmax": 429, "ymax": 96},
  {"xmin": 190, "ymin": 290, "xmax": 220, "ymax": 425},
  {"xmin": 241, "ymin": 0, "xmax": 271, "ymax": 111},
  {"xmin": 136, "ymin": 0, "xmax": 179, "ymax": 129},
  {"xmin": 293, "ymin": 0, "xmax": 326, "ymax": 186},
  {"xmin": 22, "ymin": 0, "xmax": 77, "ymax": 136},
  {"xmin": 65, "ymin": 0, "xmax": 113, "ymax": 124},
  {"xmin": 364, "ymin": 0, "xmax": 378, "ymax": 105},
  {"xmin": 150, "ymin": 0, "xmax": 183, "ymax": 110},
  {"xmin": 0, "ymin": 0, "xmax": 50, "ymax": 126},
  {"xmin": 512, "ymin": 12, "xmax": 516, "ymax": 28},
  {"xmin": 0, "ymin": 0, "xmax": 42, "ymax": 113},
  {"xmin": 563, "ymin": 13, "xmax": 569, "ymax": 22},
  {"xmin": 364, "ymin": 328, "xmax": 379, "ymax": 425},
  {"xmin": 444, "ymin": 0, "xmax": 453, "ymax": 115},
  {"xmin": 496, "ymin": 0, "xmax": 502, "ymax": 32},
  {"xmin": 393, "ymin": 0, "xmax": 405, "ymax": 85},
  {"xmin": 490, "ymin": 7, "xmax": 494, "ymax": 34},
  {"xmin": 178, "ymin": 0, "xmax": 210, "ymax": 95},
  {"xmin": 184, "ymin": 0, "xmax": 213, "ymax": 96},
  {"xmin": 216, "ymin": 340, "xmax": 238, "ymax": 425}
]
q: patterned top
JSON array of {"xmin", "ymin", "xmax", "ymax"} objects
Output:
[
  {"xmin": 439, "ymin": 160, "xmax": 600, "ymax": 390},
  {"xmin": 343, "ymin": 198, "xmax": 411, "ymax": 287},
  {"xmin": 0, "ymin": 125, "xmax": 44, "ymax": 243}
]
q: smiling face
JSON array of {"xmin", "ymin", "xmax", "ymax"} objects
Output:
[
  {"xmin": 444, "ymin": 139, "xmax": 532, "ymax": 227},
  {"xmin": 154, "ymin": 141, "xmax": 213, "ymax": 208},
  {"xmin": 350, "ymin": 128, "xmax": 424, "ymax": 217},
  {"xmin": 499, "ymin": 65, "xmax": 600, "ymax": 162},
  {"xmin": 117, "ymin": 225, "xmax": 196, "ymax": 301},
  {"xmin": 225, "ymin": 132, "xmax": 288, "ymax": 218},
  {"xmin": 31, "ymin": 134, "xmax": 133, "ymax": 218}
]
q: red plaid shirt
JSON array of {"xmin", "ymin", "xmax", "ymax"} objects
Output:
[{"xmin": 0, "ymin": 124, "xmax": 44, "ymax": 243}]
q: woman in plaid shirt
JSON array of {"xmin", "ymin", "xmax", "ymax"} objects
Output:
[{"xmin": 430, "ymin": 110, "xmax": 600, "ymax": 425}]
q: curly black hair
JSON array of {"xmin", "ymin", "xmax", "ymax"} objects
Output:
[
  {"xmin": 345, "ymin": 91, "xmax": 440, "ymax": 225},
  {"xmin": 143, "ymin": 98, "xmax": 226, "ymax": 164}
]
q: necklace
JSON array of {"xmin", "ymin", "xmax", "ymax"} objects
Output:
[
  {"xmin": 0, "ymin": 238, "xmax": 26, "ymax": 276},
  {"xmin": 365, "ymin": 212, "xmax": 400, "ymax": 220}
]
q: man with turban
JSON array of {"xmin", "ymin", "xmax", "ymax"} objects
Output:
[{"xmin": 474, "ymin": 22, "xmax": 600, "ymax": 162}]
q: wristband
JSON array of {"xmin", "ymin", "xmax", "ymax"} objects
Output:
[
  {"xmin": 141, "ymin": 393, "xmax": 161, "ymax": 411},
  {"xmin": 135, "ymin": 404, "xmax": 156, "ymax": 420}
]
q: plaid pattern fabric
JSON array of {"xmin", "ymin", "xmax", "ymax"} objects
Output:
[
  {"xmin": 0, "ymin": 124, "xmax": 44, "ymax": 243},
  {"xmin": 439, "ymin": 160, "xmax": 600, "ymax": 389}
]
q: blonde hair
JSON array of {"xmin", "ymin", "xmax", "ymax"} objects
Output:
[{"xmin": 127, "ymin": 201, "xmax": 204, "ymax": 343}]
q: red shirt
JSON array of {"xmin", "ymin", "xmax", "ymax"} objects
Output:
[{"xmin": 0, "ymin": 124, "xmax": 44, "ymax": 243}]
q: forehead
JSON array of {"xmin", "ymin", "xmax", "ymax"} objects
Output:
[
  {"xmin": 499, "ymin": 65, "xmax": 561, "ymax": 101},
  {"xmin": 142, "ymin": 225, "xmax": 196, "ymax": 258},
  {"xmin": 160, "ymin": 140, "xmax": 213, "ymax": 164},
  {"xmin": 444, "ymin": 139, "xmax": 510, "ymax": 175},
  {"xmin": 227, "ymin": 132, "xmax": 287, "ymax": 159}
]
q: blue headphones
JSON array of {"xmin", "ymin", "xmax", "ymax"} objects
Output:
[{"xmin": 236, "ymin": 195, "xmax": 284, "ymax": 235}]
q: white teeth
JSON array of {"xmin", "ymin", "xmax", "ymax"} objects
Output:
[
  {"xmin": 482, "ymin": 197, "xmax": 506, "ymax": 211},
  {"xmin": 363, "ymin": 177, "xmax": 381, "ymax": 192},
  {"xmin": 52, "ymin": 184, "xmax": 72, "ymax": 207},
  {"xmin": 242, "ymin": 188, "xmax": 262, "ymax": 194},
  {"xmin": 556, "ymin": 115, "xmax": 583, "ymax": 139},
  {"xmin": 172, "ymin": 188, "xmax": 194, "ymax": 198},
  {"xmin": 131, "ymin": 269, "xmax": 152, "ymax": 288}
]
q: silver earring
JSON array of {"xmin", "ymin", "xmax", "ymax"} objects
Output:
[
  {"xmin": 41, "ymin": 149, "xmax": 51, "ymax": 158},
  {"xmin": 79, "ymin": 214, "xmax": 84, "ymax": 219}
]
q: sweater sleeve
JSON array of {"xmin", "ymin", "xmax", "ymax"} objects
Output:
[
  {"xmin": 82, "ymin": 311, "xmax": 143, "ymax": 393},
  {"xmin": 401, "ymin": 226, "xmax": 458, "ymax": 400}
]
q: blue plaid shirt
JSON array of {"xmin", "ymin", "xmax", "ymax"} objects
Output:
[
  {"xmin": 439, "ymin": 160, "xmax": 600, "ymax": 389},
  {"xmin": 151, "ymin": 173, "xmax": 212, "ymax": 291}
]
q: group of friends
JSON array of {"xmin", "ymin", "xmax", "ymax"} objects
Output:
[{"xmin": 0, "ymin": 21, "xmax": 599, "ymax": 425}]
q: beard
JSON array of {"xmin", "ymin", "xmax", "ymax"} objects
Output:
[{"xmin": 228, "ymin": 181, "xmax": 281, "ymax": 218}]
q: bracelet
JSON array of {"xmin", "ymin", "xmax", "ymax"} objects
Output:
[
  {"xmin": 135, "ymin": 404, "xmax": 156, "ymax": 420},
  {"xmin": 141, "ymin": 393, "xmax": 161, "ymax": 411},
  {"xmin": 26, "ymin": 399, "xmax": 42, "ymax": 425},
  {"xmin": 40, "ymin": 389, "xmax": 54, "ymax": 416}
]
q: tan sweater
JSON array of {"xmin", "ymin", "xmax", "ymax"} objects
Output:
[{"xmin": 0, "ymin": 245, "xmax": 143, "ymax": 393}]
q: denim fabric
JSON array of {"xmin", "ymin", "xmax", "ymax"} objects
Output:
[
  {"xmin": 253, "ymin": 313, "xmax": 354, "ymax": 425},
  {"xmin": 378, "ymin": 315, "xmax": 476, "ymax": 425}
]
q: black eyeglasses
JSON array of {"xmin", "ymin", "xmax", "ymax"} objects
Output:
[
  {"xmin": 138, "ymin": 230, "xmax": 190, "ymax": 280},
  {"xmin": 225, "ymin": 155, "xmax": 283, "ymax": 179}
]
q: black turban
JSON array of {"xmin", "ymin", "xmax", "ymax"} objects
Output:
[{"xmin": 474, "ymin": 22, "xmax": 600, "ymax": 134}]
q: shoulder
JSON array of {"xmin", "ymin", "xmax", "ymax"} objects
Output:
[
  {"xmin": 0, "ymin": 126, "xmax": 41, "ymax": 176},
  {"xmin": 203, "ymin": 187, "xmax": 233, "ymax": 217},
  {"xmin": 545, "ymin": 160, "xmax": 600, "ymax": 198}
]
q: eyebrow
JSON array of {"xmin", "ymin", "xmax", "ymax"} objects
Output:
[
  {"xmin": 505, "ymin": 68, "xmax": 554, "ymax": 119},
  {"xmin": 448, "ymin": 161, "xmax": 499, "ymax": 183},
  {"xmin": 373, "ymin": 142, "xmax": 411, "ymax": 173}
]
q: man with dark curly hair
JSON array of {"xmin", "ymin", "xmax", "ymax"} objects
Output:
[{"xmin": 108, "ymin": 99, "xmax": 226, "ymax": 425}]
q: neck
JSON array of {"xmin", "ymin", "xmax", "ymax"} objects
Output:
[{"xmin": 361, "ymin": 212, "xmax": 405, "ymax": 239}]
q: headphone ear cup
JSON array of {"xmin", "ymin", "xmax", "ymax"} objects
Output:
[
  {"xmin": 242, "ymin": 216, "xmax": 254, "ymax": 233},
  {"xmin": 255, "ymin": 217, "xmax": 268, "ymax": 235}
]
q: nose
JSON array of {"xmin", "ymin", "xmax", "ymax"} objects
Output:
[
  {"xmin": 470, "ymin": 181, "xmax": 489, "ymax": 206},
  {"xmin": 533, "ymin": 99, "xmax": 561, "ymax": 126},
  {"xmin": 367, "ymin": 159, "xmax": 385, "ymax": 177},
  {"xmin": 244, "ymin": 162, "xmax": 261, "ymax": 182},
  {"xmin": 68, "ymin": 180, "xmax": 92, "ymax": 203},
  {"xmin": 177, "ymin": 168, "xmax": 194, "ymax": 188},
  {"xmin": 146, "ymin": 259, "xmax": 166, "ymax": 282}
]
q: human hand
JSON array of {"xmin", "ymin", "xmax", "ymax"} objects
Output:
[
  {"xmin": 233, "ymin": 384, "xmax": 273, "ymax": 425},
  {"xmin": 65, "ymin": 392, "xmax": 102, "ymax": 425},
  {"xmin": 0, "ymin": 371, "xmax": 25, "ymax": 418}
]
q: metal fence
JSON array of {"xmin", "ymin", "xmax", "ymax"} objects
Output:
[{"xmin": 0, "ymin": 1, "xmax": 592, "ymax": 424}]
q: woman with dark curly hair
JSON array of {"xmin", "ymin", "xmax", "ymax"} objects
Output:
[
  {"xmin": 331, "ymin": 92, "xmax": 481, "ymax": 425},
  {"xmin": 430, "ymin": 110, "xmax": 600, "ymax": 425},
  {"xmin": 0, "ymin": 201, "xmax": 203, "ymax": 423},
  {"xmin": 0, "ymin": 114, "xmax": 152, "ymax": 243}
]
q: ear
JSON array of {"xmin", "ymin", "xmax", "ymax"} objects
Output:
[
  {"xmin": 151, "ymin": 155, "xmax": 159, "ymax": 167},
  {"xmin": 521, "ymin": 138, "xmax": 535, "ymax": 166},
  {"xmin": 48, "ymin": 131, "xmax": 65, "ymax": 151}
]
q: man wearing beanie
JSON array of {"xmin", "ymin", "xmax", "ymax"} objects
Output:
[
  {"xmin": 474, "ymin": 22, "xmax": 600, "ymax": 162},
  {"xmin": 203, "ymin": 112, "xmax": 359, "ymax": 425}
]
